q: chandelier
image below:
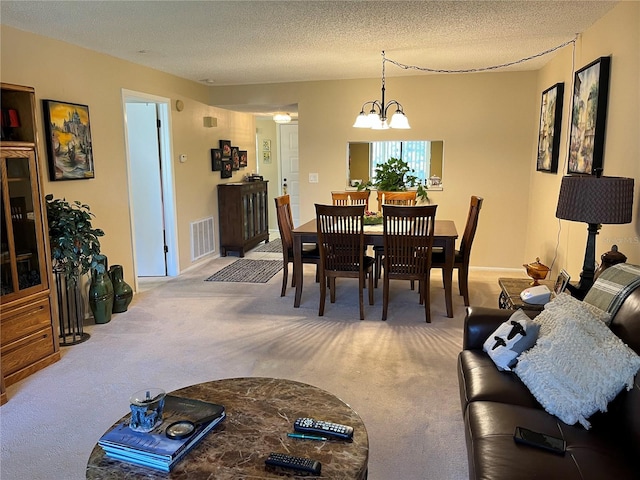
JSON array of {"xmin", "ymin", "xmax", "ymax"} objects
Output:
[{"xmin": 353, "ymin": 51, "xmax": 410, "ymax": 130}]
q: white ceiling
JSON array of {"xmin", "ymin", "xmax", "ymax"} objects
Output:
[{"xmin": 1, "ymin": 1, "xmax": 618, "ymax": 114}]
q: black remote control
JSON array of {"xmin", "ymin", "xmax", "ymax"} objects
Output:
[
  {"xmin": 294, "ymin": 417, "xmax": 354, "ymax": 440},
  {"xmin": 265, "ymin": 452, "xmax": 321, "ymax": 475}
]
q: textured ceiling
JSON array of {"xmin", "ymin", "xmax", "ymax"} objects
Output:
[{"xmin": 1, "ymin": 1, "xmax": 618, "ymax": 114}]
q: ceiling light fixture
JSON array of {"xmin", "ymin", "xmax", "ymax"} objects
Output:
[
  {"xmin": 273, "ymin": 113, "xmax": 292, "ymax": 124},
  {"xmin": 353, "ymin": 51, "xmax": 410, "ymax": 130}
]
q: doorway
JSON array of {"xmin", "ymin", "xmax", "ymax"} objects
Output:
[
  {"xmin": 279, "ymin": 122, "xmax": 299, "ymax": 225},
  {"xmin": 121, "ymin": 90, "xmax": 178, "ymax": 289}
]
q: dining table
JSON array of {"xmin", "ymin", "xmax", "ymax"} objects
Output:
[{"xmin": 292, "ymin": 219, "xmax": 459, "ymax": 318}]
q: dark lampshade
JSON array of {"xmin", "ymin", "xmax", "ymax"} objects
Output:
[{"xmin": 556, "ymin": 175, "xmax": 634, "ymax": 225}]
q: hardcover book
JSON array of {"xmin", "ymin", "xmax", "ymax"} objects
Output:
[{"xmin": 98, "ymin": 395, "xmax": 225, "ymax": 471}]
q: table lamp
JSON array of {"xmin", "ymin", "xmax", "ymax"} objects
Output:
[{"xmin": 555, "ymin": 170, "xmax": 634, "ymax": 300}]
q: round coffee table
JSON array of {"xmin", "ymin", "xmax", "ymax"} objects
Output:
[{"xmin": 87, "ymin": 377, "xmax": 369, "ymax": 479}]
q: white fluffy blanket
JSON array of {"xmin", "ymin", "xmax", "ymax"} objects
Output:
[{"xmin": 514, "ymin": 293, "xmax": 640, "ymax": 429}]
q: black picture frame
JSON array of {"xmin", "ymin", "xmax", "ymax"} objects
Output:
[
  {"xmin": 211, "ymin": 148, "xmax": 222, "ymax": 171},
  {"xmin": 42, "ymin": 99, "xmax": 95, "ymax": 180},
  {"xmin": 220, "ymin": 159, "xmax": 232, "ymax": 178},
  {"xmin": 231, "ymin": 146, "xmax": 240, "ymax": 170},
  {"xmin": 536, "ymin": 82, "xmax": 564, "ymax": 173},
  {"xmin": 239, "ymin": 150, "xmax": 248, "ymax": 168},
  {"xmin": 568, "ymin": 56, "xmax": 611, "ymax": 175},
  {"xmin": 219, "ymin": 140, "xmax": 231, "ymax": 158}
]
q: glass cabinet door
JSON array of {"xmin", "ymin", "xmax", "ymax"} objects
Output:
[{"xmin": 0, "ymin": 149, "xmax": 46, "ymax": 299}]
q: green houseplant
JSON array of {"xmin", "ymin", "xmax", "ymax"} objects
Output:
[
  {"xmin": 357, "ymin": 157, "xmax": 428, "ymax": 201},
  {"xmin": 45, "ymin": 194, "xmax": 106, "ymax": 284},
  {"xmin": 45, "ymin": 195, "xmax": 114, "ymax": 327}
]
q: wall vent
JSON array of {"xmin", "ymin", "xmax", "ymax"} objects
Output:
[{"xmin": 191, "ymin": 217, "xmax": 215, "ymax": 261}]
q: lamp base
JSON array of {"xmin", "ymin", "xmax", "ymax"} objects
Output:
[
  {"xmin": 565, "ymin": 280, "xmax": 592, "ymax": 301},
  {"xmin": 565, "ymin": 222, "xmax": 599, "ymax": 301}
]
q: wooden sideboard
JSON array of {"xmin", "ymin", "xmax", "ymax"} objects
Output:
[
  {"xmin": 1, "ymin": 83, "xmax": 60, "ymax": 404},
  {"xmin": 217, "ymin": 181, "xmax": 269, "ymax": 257}
]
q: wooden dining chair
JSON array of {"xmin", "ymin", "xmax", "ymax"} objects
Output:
[
  {"xmin": 431, "ymin": 196, "xmax": 483, "ymax": 306},
  {"xmin": 274, "ymin": 195, "xmax": 320, "ymax": 297},
  {"xmin": 315, "ymin": 204, "xmax": 375, "ymax": 320},
  {"xmin": 374, "ymin": 190, "xmax": 418, "ymax": 286},
  {"xmin": 382, "ymin": 204, "xmax": 438, "ymax": 322},
  {"xmin": 331, "ymin": 191, "xmax": 370, "ymax": 209}
]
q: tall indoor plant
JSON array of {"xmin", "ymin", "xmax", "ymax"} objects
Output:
[
  {"xmin": 45, "ymin": 195, "xmax": 113, "ymax": 328},
  {"xmin": 357, "ymin": 157, "xmax": 428, "ymax": 201}
]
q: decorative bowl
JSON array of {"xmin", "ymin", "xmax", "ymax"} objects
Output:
[{"xmin": 523, "ymin": 257, "xmax": 550, "ymax": 285}]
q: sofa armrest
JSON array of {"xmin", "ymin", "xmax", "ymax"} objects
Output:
[{"xmin": 463, "ymin": 307, "xmax": 520, "ymax": 350}]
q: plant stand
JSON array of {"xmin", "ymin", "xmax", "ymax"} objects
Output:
[{"xmin": 53, "ymin": 267, "xmax": 90, "ymax": 346}]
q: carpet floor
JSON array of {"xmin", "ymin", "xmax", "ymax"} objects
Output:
[{"xmin": 0, "ymin": 245, "xmax": 513, "ymax": 480}]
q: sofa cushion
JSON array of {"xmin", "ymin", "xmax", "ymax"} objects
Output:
[
  {"xmin": 515, "ymin": 297, "xmax": 640, "ymax": 429},
  {"xmin": 465, "ymin": 401, "xmax": 637, "ymax": 480},
  {"xmin": 458, "ymin": 351, "xmax": 541, "ymax": 411},
  {"xmin": 482, "ymin": 309, "xmax": 539, "ymax": 371}
]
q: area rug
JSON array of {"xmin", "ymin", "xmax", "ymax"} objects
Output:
[
  {"xmin": 252, "ymin": 239, "xmax": 282, "ymax": 253},
  {"xmin": 205, "ymin": 259, "xmax": 282, "ymax": 283}
]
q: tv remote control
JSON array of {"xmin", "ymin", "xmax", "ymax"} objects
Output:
[
  {"xmin": 265, "ymin": 452, "xmax": 321, "ymax": 475},
  {"xmin": 294, "ymin": 417, "xmax": 354, "ymax": 440}
]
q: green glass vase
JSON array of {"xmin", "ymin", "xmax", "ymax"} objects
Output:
[
  {"xmin": 89, "ymin": 261, "xmax": 114, "ymax": 324},
  {"xmin": 109, "ymin": 265, "xmax": 133, "ymax": 313}
]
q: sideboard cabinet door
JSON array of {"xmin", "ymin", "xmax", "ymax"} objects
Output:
[{"xmin": 217, "ymin": 181, "xmax": 269, "ymax": 257}]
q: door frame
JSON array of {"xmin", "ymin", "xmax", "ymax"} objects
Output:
[{"xmin": 121, "ymin": 89, "xmax": 179, "ymax": 288}]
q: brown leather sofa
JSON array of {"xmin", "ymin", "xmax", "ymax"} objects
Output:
[{"xmin": 458, "ymin": 287, "xmax": 640, "ymax": 479}]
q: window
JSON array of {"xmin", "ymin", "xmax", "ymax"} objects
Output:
[{"xmin": 370, "ymin": 141, "xmax": 431, "ymax": 183}]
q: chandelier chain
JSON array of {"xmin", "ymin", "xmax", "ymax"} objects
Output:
[{"xmin": 382, "ymin": 35, "xmax": 578, "ymax": 74}]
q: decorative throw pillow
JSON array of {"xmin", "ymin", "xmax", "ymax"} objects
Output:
[
  {"xmin": 483, "ymin": 309, "xmax": 540, "ymax": 371},
  {"xmin": 541, "ymin": 292, "xmax": 611, "ymax": 327},
  {"xmin": 515, "ymin": 297, "xmax": 640, "ymax": 429}
]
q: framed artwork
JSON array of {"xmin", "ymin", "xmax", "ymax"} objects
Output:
[
  {"xmin": 239, "ymin": 150, "xmax": 248, "ymax": 168},
  {"xmin": 568, "ymin": 56, "xmax": 611, "ymax": 175},
  {"xmin": 219, "ymin": 139, "xmax": 232, "ymax": 158},
  {"xmin": 220, "ymin": 159, "xmax": 232, "ymax": 178},
  {"xmin": 554, "ymin": 269, "xmax": 571, "ymax": 295},
  {"xmin": 211, "ymin": 148, "xmax": 222, "ymax": 171},
  {"xmin": 231, "ymin": 146, "xmax": 240, "ymax": 170},
  {"xmin": 262, "ymin": 139, "xmax": 271, "ymax": 152},
  {"xmin": 42, "ymin": 99, "xmax": 95, "ymax": 180},
  {"xmin": 536, "ymin": 82, "xmax": 564, "ymax": 173},
  {"xmin": 263, "ymin": 151, "xmax": 271, "ymax": 164}
]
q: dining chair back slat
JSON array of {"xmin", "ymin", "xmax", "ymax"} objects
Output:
[
  {"xmin": 315, "ymin": 204, "xmax": 375, "ymax": 320},
  {"xmin": 382, "ymin": 204, "xmax": 438, "ymax": 322},
  {"xmin": 376, "ymin": 190, "xmax": 417, "ymax": 211},
  {"xmin": 331, "ymin": 191, "xmax": 370, "ymax": 209}
]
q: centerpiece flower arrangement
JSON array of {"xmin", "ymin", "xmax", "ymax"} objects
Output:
[{"xmin": 363, "ymin": 210, "xmax": 383, "ymax": 225}]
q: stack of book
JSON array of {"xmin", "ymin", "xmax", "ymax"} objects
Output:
[{"xmin": 98, "ymin": 395, "xmax": 225, "ymax": 472}]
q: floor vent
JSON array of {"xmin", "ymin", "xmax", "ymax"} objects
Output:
[{"xmin": 191, "ymin": 217, "xmax": 215, "ymax": 261}]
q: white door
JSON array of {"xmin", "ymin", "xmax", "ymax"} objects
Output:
[
  {"xmin": 279, "ymin": 123, "xmax": 300, "ymax": 225},
  {"xmin": 126, "ymin": 102, "xmax": 167, "ymax": 276}
]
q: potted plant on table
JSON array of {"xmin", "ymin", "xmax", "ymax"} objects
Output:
[
  {"xmin": 356, "ymin": 157, "xmax": 428, "ymax": 202},
  {"xmin": 45, "ymin": 195, "xmax": 113, "ymax": 330}
]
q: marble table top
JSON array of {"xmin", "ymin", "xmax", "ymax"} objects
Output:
[{"xmin": 86, "ymin": 377, "xmax": 369, "ymax": 479}]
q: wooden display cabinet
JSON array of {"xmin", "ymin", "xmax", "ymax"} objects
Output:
[
  {"xmin": 217, "ymin": 181, "xmax": 269, "ymax": 257},
  {"xmin": 1, "ymin": 83, "xmax": 60, "ymax": 404}
]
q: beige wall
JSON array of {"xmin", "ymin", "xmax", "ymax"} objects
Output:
[
  {"xmin": 209, "ymin": 1, "xmax": 639, "ymax": 273},
  {"xmin": 525, "ymin": 1, "xmax": 640, "ymax": 278},
  {"xmin": 2, "ymin": 0, "xmax": 637, "ymax": 292},
  {"xmin": 211, "ymin": 71, "xmax": 539, "ymax": 269},
  {"xmin": 1, "ymin": 26, "xmax": 256, "ymax": 289}
]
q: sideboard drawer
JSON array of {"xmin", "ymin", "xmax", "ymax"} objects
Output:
[
  {"xmin": 1, "ymin": 326, "xmax": 56, "ymax": 378},
  {"xmin": 1, "ymin": 296, "xmax": 51, "ymax": 345}
]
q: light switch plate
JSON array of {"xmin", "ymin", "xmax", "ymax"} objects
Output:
[{"xmin": 309, "ymin": 173, "xmax": 319, "ymax": 183}]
